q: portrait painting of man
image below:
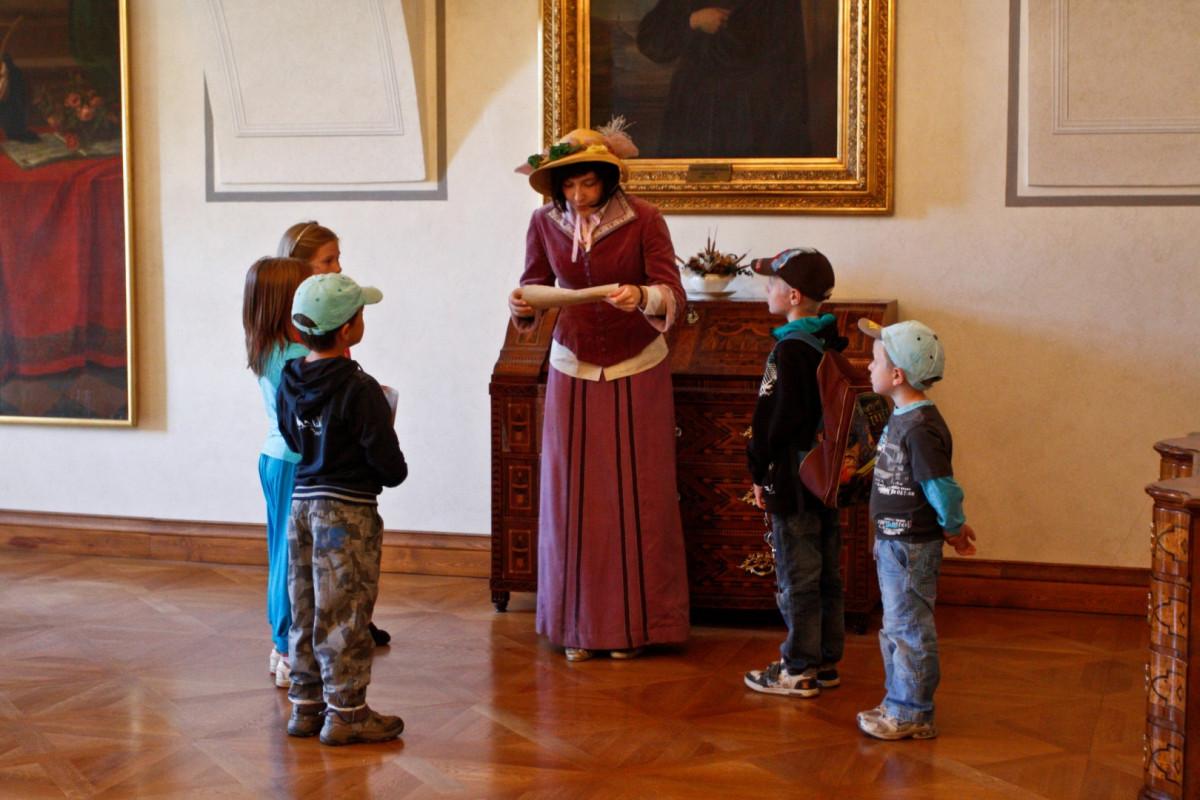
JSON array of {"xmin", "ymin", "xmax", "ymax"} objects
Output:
[{"xmin": 589, "ymin": 0, "xmax": 840, "ymax": 159}]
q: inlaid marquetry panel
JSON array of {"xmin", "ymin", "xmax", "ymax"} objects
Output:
[
  {"xmin": 677, "ymin": 469, "xmax": 765, "ymax": 528},
  {"xmin": 683, "ymin": 527, "xmax": 776, "ymax": 607},
  {"xmin": 501, "ymin": 399, "xmax": 538, "ymax": 454},
  {"xmin": 499, "ymin": 519, "xmax": 536, "ymax": 581},
  {"xmin": 1144, "ymin": 722, "xmax": 1185, "ymax": 796},
  {"xmin": 1146, "ymin": 650, "xmax": 1186, "ymax": 722},
  {"xmin": 1148, "ymin": 576, "xmax": 1188, "ymax": 654},
  {"xmin": 502, "ymin": 459, "xmax": 537, "ymax": 516},
  {"xmin": 839, "ymin": 504, "xmax": 877, "ymax": 615},
  {"xmin": 673, "ymin": 396, "xmax": 756, "ymax": 463},
  {"xmin": 1151, "ymin": 509, "xmax": 1190, "ymax": 579}
]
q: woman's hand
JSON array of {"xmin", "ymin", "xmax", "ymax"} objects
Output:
[
  {"xmin": 509, "ymin": 288, "xmax": 535, "ymax": 318},
  {"xmin": 606, "ymin": 284, "xmax": 644, "ymax": 313},
  {"xmin": 690, "ymin": 8, "xmax": 731, "ymax": 34}
]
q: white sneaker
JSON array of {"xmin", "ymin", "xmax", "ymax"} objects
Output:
[
  {"xmin": 856, "ymin": 707, "xmax": 937, "ymax": 740},
  {"xmin": 269, "ymin": 648, "xmax": 285, "ymax": 677},
  {"xmin": 274, "ymin": 656, "xmax": 291, "ymax": 688}
]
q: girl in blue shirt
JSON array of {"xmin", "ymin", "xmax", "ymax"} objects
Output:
[{"xmin": 243, "ymin": 256, "xmax": 312, "ymax": 687}]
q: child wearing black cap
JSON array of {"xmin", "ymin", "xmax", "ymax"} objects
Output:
[{"xmin": 743, "ymin": 248, "xmax": 848, "ymax": 698}]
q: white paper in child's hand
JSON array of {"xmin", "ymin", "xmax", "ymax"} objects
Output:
[{"xmin": 381, "ymin": 385, "xmax": 399, "ymax": 424}]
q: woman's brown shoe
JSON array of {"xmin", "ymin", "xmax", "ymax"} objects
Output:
[
  {"xmin": 564, "ymin": 647, "xmax": 594, "ymax": 662},
  {"xmin": 609, "ymin": 647, "xmax": 644, "ymax": 660}
]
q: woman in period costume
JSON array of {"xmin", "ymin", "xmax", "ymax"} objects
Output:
[{"xmin": 508, "ymin": 121, "xmax": 690, "ymax": 661}]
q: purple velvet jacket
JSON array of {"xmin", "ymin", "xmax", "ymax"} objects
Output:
[{"xmin": 519, "ymin": 191, "xmax": 684, "ymax": 367}]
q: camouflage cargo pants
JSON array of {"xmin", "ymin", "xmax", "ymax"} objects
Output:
[{"xmin": 287, "ymin": 498, "xmax": 383, "ymax": 709}]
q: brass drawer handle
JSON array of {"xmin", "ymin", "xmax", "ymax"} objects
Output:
[
  {"xmin": 741, "ymin": 426, "xmax": 752, "ymax": 439},
  {"xmin": 741, "ymin": 551, "xmax": 775, "ymax": 576},
  {"xmin": 686, "ymin": 306, "xmax": 700, "ymax": 325},
  {"xmin": 740, "ymin": 490, "xmax": 757, "ymax": 506},
  {"xmin": 675, "ymin": 426, "xmax": 682, "ymax": 438}
]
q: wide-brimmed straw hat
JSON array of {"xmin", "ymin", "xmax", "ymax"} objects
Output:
[{"xmin": 516, "ymin": 117, "xmax": 639, "ymax": 196}]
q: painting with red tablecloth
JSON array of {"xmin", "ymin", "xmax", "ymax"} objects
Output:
[{"xmin": 0, "ymin": 0, "xmax": 131, "ymax": 423}]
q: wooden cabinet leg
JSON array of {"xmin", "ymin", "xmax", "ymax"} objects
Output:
[{"xmin": 492, "ymin": 591, "xmax": 510, "ymax": 612}]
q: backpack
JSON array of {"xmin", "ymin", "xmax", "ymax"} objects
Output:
[{"xmin": 782, "ymin": 330, "xmax": 891, "ymax": 508}]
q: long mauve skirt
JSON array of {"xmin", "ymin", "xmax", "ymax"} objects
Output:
[{"xmin": 535, "ymin": 359, "xmax": 691, "ymax": 650}]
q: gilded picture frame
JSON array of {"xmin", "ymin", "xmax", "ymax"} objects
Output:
[
  {"xmin": 540, "ymin": 0, "xmax": 894, "ymax": 213},
  {"xmin": 0, "ymin": 0, "xmax": 135, "ymax": 425}
]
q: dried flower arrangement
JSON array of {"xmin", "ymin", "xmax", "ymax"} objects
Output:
[{"xmin": 677, "ymin": 234, "xmax": 749, "ymax": 278}]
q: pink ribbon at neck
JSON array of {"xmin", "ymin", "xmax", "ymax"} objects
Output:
[{"xmin": 568, "ymin": 205, "xmax": 602, "ymax": 263}]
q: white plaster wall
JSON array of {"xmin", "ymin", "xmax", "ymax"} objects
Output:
[{"xmin": 2, "ymin": 1, "xmax": 1196, "ymax": 568}]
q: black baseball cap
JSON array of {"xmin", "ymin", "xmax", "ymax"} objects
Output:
[{"xmin": 751, "ymin": 248, "xmax": 835, "ymax": 300}]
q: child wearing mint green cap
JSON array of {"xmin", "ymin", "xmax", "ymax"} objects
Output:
[
  {"xmin": 276, "ymin": 272, "xmax": 408, "ymax": 746},
  {"xmin": 855, "ymin": 318, "xmax": 977, "ymax": 741}
]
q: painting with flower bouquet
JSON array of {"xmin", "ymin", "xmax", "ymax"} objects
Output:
[
  {"xmin": 0, "ymin": 0, "xmax": 134, "ymax": 425},
  {"xmin": 32, "ymin": 74, "xmax": 121, "ymax": 157}
]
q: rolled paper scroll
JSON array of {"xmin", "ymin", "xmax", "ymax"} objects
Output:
[{"xmin": 517, "ymin": 283, "xmax": 620, "ymax": 310}]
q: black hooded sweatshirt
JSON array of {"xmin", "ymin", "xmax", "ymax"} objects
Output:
[
  {"xmin": 277, "ymin": 356, "xmax": 407, "ymax": 504},
  {"xmin": 746, "ymin": 319, "xmax": 847, "ymax": 515}
]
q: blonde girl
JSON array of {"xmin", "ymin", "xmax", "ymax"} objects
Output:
[
  {"xmin": 274, "ymin": 221, "xmax": 393, "ymax": 648},
  {"xmin": 278, "ymin": 220, "xmax": 342, "ymax": 275},
  {"xmin": 243, "ymin": 256, "xmax": 312, "ymax": 687}
]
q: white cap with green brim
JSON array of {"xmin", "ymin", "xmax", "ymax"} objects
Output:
[
  {"xmin": 858, "ymin": 318, "xmax": 945, "ymax": 391},
  {"xmin": 291, "ymin": 273, "xmax": 382, "ymax": 335}
]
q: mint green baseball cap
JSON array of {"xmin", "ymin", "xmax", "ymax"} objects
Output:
[
  {"xmin": 858, "ymin": 318, "xmax": 945, "ymax": 390},
  {"xmin": 291, "ymin": 273, "xmax": 382, "ymax": 335}
]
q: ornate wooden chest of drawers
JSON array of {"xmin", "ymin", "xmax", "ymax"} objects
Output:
[
  {"xmin": 1143, "ymin": 476, "xmax": 1200, "ymax": 800},
  {"xmin": 489, "ymin": 298, "xmax": 897, "ymax": 629},
  {"xmin": 1142, "ymin": 434, "xmax": 1200, "ymax": 800}
]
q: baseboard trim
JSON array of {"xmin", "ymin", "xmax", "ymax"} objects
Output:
[
  {"xmin": 0, "ymin": 509, "xmax": 490, "ymax": 578},
  {"xmin": 0, "ymin": 510, "xmax": 1149, "ymax": 614},
  {"xmin": 940, "ymin": 558, "xmax": 1148, "ymax": 616}
]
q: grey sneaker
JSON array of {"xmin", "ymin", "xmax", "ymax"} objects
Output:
[
  {"xmin": 319, "ymin": 706, "xmax": 405, "ymax": 746},
  {"xmin": 287, "ymin": 702, "xmax": 326, "ymax": 738},
  {"xmin": 743, "ymin": 661, "xmax": 819, "ymax": 698},
  {"xmin": 856, "ymin": 708, "xmax": 937, "ymax": 740}
]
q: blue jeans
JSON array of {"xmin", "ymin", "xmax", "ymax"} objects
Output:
[
  {"xmin": 875, "ymin": 537, "xmax": 943, "ymax": 723},
  {"xmin": 771, "ymin": 507, "xmax": 844, "ymax": 672},
  {"xmin": 258, "ymin": 454, "xmax": 296, "ymax": 655}
]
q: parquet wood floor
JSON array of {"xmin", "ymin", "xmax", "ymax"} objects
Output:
[{"xmin": 0, "ymin": 549, "xmax": 1146, "ymax": 799}]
